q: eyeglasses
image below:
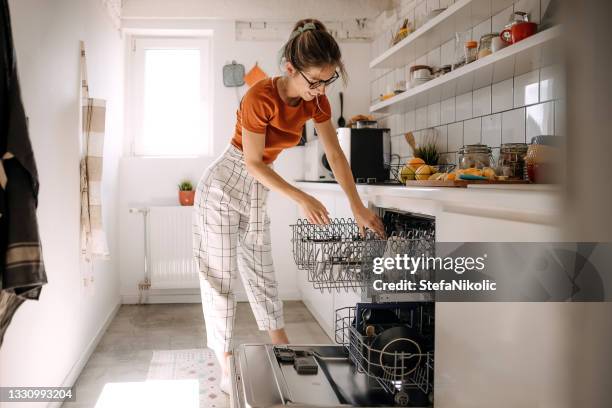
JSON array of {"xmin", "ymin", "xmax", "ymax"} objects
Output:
[{"xmin": 298, "ymin": 70, "xmax": 339, "ymax": 89}]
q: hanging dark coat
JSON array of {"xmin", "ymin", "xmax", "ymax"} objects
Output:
[{"xmin": 0, "ymin": 0, "xmax": 47, "ymax": 348}]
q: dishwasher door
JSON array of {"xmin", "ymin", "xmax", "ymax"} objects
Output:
[{"xmin": 231, "ymin": 344, "xmax": 410, "ymax": 408}]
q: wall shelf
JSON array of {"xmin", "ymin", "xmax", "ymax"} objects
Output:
[
  {"xmin": 370, "ymin": 0, "xmax": 515, "ymax": 70},
  {"xmin": 370, "ymin": 26, "xmax": 561, "ymax": 114}
]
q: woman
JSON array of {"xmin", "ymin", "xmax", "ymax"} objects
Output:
[{"xmin": 193, "ymin": 18, "xmax": 385, "ymax": 393}]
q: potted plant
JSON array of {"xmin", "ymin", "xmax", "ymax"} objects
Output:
[{"xmin": 178, "ymin": 180, "xmax": 195, "ymax": 206}]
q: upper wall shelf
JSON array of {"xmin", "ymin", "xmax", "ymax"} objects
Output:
[
  {"xmin": 370, "ymin": 26, "xmax": 562, "ymax": 114},
  {"xmin": 370, "ymin": 0, "xmax": 515, "ymax": 70}
]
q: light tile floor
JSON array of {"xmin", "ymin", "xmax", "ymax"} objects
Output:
[{"xmin": 62, "ymin": 301, "xmax": 330, "ymax": 407}]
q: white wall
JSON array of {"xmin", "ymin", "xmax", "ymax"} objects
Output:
[
  {"xmin": 118, "ymin": 19, "xmax": 372, "ymax": 303},
  {"xmin": 0, "ymin": 0, "xmax": 124, "ymax": 402}
]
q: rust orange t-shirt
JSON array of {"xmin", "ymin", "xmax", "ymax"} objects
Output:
[{"xmin": 231, "ymin": 76, "xmax": 332, "ymax": 164}]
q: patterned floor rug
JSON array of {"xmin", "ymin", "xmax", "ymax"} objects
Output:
[{"xmin": 146, "ymin": 348, "xmax": 228, "ymax": 408}]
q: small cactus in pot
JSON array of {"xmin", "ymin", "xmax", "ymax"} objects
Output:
[{"xmin": 178, "ymin": 180, "xmax": 195, "ymax": 206}]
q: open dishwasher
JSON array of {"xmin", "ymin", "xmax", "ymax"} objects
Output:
[{"xmin": 231, "ymin": 210, "xmax": 436, "ymax": 407}]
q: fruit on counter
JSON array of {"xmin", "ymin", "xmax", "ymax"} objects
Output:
[
  {"xmin": 482, "ymin": 167, "xmax": 496, "ymax": 180},
  {"xmin": 429, "ymin": 172, "xmax": 445, "ymax": 181},
  {"xmin": 399, "ymin": 165, "xmax": 416, "ymax": 182},
  {"xmin": 457, "ymin": 167, "xmax": 484, "ymax": 177},
  {"xmin": 415, "ymin": 164, "xmax": 432, "ymax": 180},
  {"xmin": 406, "ymin": 157, "xmax": 426, "ymax": 171},
  {"xmin": 444, "ymin": 172, "xmax": 457, "ymax": 181}
]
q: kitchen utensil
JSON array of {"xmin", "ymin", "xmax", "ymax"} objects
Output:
[
  {"xmin": 361, "ymin": 308, "xmax": 400, "ymax": 329},
  {"xmin": 478, "ymin": 33, "xmax": 497, "ymax": 59},
  {"xmin": 355, "ymin": 120, "xmax": 378, "ymax": 128},
  {"xmin": 369, "ymin": 326, "xmax": 423, "ymax": 380},
  {"xmin": 222, "ymin": 60, "xmax": 245, "ymax": 87},
  {"xmin": 501, "ymin": 21, "xmax": 538, "ymax": 44},
  {"xmin": 337, "ymin": 92, "xmax": 346, "ymax": 127},
  {"xmin": 458, "ymin": 144, "xmax": 493, "ymax": 169},
  {"xmin": 499, "ymin": 143, "xmax": 528, "ymax": 179},
  {"xmin": 458, "ymin": 174, "xmax": 488, "ymax": 180},
  {"xmin": 410, "ymin": 65, "xmax": 432, "ymax": 79},
  {"xmin": 404, "ymin": 131, "xmax": 417, "ymax": 154},
  {"xmin": 464, "ymin": 40, "xmax": 478, "ymax": 63}
]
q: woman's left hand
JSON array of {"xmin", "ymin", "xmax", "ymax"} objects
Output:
[{"xmin": 352, "ymin": 205, "xmax": 385, "ymax": 238}]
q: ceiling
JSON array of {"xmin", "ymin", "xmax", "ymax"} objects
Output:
[{"xmin": 119, "ymin": 0, "xmax": 395, "ymax": 21}]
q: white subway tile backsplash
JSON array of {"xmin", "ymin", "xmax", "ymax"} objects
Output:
[
  {"xmin": 427, "ymin": 102, "xmax": 441, "ymax": 127},
  {"xmin": 391, "ymin": 135, "xmax": 401, "ymax": 157},
  {"xmin": 472, "ymin": 18, "xmax": 492, "ymax": 42},
  {"xmin": 405, "ymin": 109, "xmax": 416, "ymax": 131},
  {"xmin": 482, "ymin": 113, "xmax": 502, "ymax": 148},
  {"xmin": 492, "ymin": 5, "xmax": 514, "ymax": 33},
  {"xmin": 447, "ymin": 122, "xmax": 463, "ymax": 152},
  {"xmin": 540, "ymin": 64, "xmax": 564, "ymax": 102},
  {"xmin": 464, "ymin": 118, "xmax": 482, "ymax": 145},
  {"xmin": 440, "ymin": 38, "xmax": 455, "ymax": 66},
  {"xmin": 415, "ymin": 54, "xmax": 427, "ymax": 67},
  {"xmin": 456, "ymin": 92, "xmax": 473, "ymax": 121},
  {"xmin": 441, "ymin": 97, "xmax": 455, "ymax": 125},
  {"xmin": 514, "ymin": 70, "xmax": 540, "ymax": 108},
  {"xmin": 492, "ymin": 78, "xmax": 513, "ymax": 113},
  {"xmin": 416, "ymin": 106, "xmax": 428, "ymax": 130},
  {"xmin": 400, "ymin": 135, "xmax": 412, "ymax": 158},
  {"xmin": 434, "ymin": 125, "xmax": 448, "ymax": 152},
  {"xmin": 414, "ymin": 1, "xmax": 428, "ymax": 28},
  {"xmin": 526, "ymin": 101, "xmax": 554, "ymax": 140},
  {"xmin": 502, "ymin": 108, "xmax": 526, "ymax": 143},
  {"xmin": 426, "ymin": 0, "xmax": 440, "ymax": 13},
  {"xmin": 473, "ymin": 86, "xmax": 492, "ymax": 117},
  {"xmin": 427, "ymin": 47, "xmax": 441, "ymax": 68}
]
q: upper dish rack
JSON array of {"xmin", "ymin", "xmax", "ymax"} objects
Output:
[{"xmin": 291, "ymin": 218, "xmax": 435, "ymax": 292}]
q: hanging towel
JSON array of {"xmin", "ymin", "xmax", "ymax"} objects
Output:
[
  {"xmin": 0, "ymin": 0, "xmax": 47, "ymax": 348},
  {"xmin": 79, "ymin": 42, "xmax": 109, "ymax": 261}
]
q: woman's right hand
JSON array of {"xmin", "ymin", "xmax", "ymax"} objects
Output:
[{"xmin": 298, "ymin": 193, "xmax": 330, "ymax": 225}]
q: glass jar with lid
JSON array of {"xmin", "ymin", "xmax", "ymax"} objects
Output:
[
  {"xmin": 458, "ymin": 144, "xmax": 493, "ymax": 169},
  {"xmin": 478, "ymin": 33, "xmax": 497, "ymax": 59},
  {"xmin": 499, "ymin": 143, "xmax": 528, "ymax": 179}
]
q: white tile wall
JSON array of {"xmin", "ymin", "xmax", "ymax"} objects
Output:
[
  {"xmin": 415, "ymin": 106, "xmax": 428, "ymax": 129},
  {"xmin": 456, "ymin": 92, "xmax": 473, "ymax": 121},
  {"xmin": 473, "ymin": 86, "xmax": 492, "ymax": 117},
  {"xmin": 371, "ymin": 0, "xmax": 564, "ymax": 166},
  {"xmin": 492, "ymin": 78, "xmax": 514, "ymax": 113},
  {"xmin": 440, "ymin": 97, "xmax": 455, "ymax": 124},
  {"xmin": 482, "ymin": 113, "xmax": 502, "ymax": 147},
  {"xmin": 464, "ymin": 117, "xmax": 482, "ymax": 145},
  {"xmin": 447, "ymin": 122, "xmax": 463, "ymax": 152},
  {"xmin": 514, "ymin": 70, "xmax": 540, "ymax": 108},
  {"xmin": 492, "ymin": 5, "xmax": 514, "ymax": 32},
  {"xmin": 502, "ymin": 107, "xmax": 526, "ymax": 143},
  {"xmin": 427, "ymin": 102, "xmax": 441, "ymax": 127},
  {"xmin": 526, "ymin": 100, "xmax": 554, "ymax": 139}
]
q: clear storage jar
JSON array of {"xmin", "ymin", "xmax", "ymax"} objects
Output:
[
  {"xmin": 458, "ymin": 144, "xmax": 493, "ymax": 169},
  {"xmin": 499, "ymin": 143, "xmax": 528, "ymax": 179}
]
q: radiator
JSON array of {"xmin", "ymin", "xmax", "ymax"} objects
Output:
[{"xmin": 147, "ymin": 206, "xmax": 199, "ymax": 289}]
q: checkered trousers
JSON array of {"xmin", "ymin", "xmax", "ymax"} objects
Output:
[{"xmin": 192, "ymin": 144, "xmax": 284, "ymax": 356}]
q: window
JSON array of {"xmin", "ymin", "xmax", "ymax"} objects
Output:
[{"xmin": 128, "ymin": 37, "xmax": 212, "ymax": 156}]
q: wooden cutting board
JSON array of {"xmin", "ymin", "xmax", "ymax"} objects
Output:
[{"xmin": 404, "ymin": 179, "xmax": 530, "ymax": 188}]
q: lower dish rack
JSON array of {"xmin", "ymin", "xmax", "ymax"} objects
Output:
[
  {"xmin": 291, "ymin": 218, "xmax": 435, "ymax": 292},
  {"xmin": 335, "ymin": 304, "xmax": 435, "ymax": 404}
]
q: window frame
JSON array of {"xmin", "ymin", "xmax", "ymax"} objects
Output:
[{"xmin": 126, "ymin": 35, "xmax": 213, "ymax": 157}]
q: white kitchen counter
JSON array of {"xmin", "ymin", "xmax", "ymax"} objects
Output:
[{"xmin": 294, "ymin": 181, "xmax": 561, "ymax": 227}]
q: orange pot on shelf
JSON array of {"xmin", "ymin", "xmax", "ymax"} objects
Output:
[{"xmin": 179, "ymin": 190, "xmax": 195, "ymax": 206}]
